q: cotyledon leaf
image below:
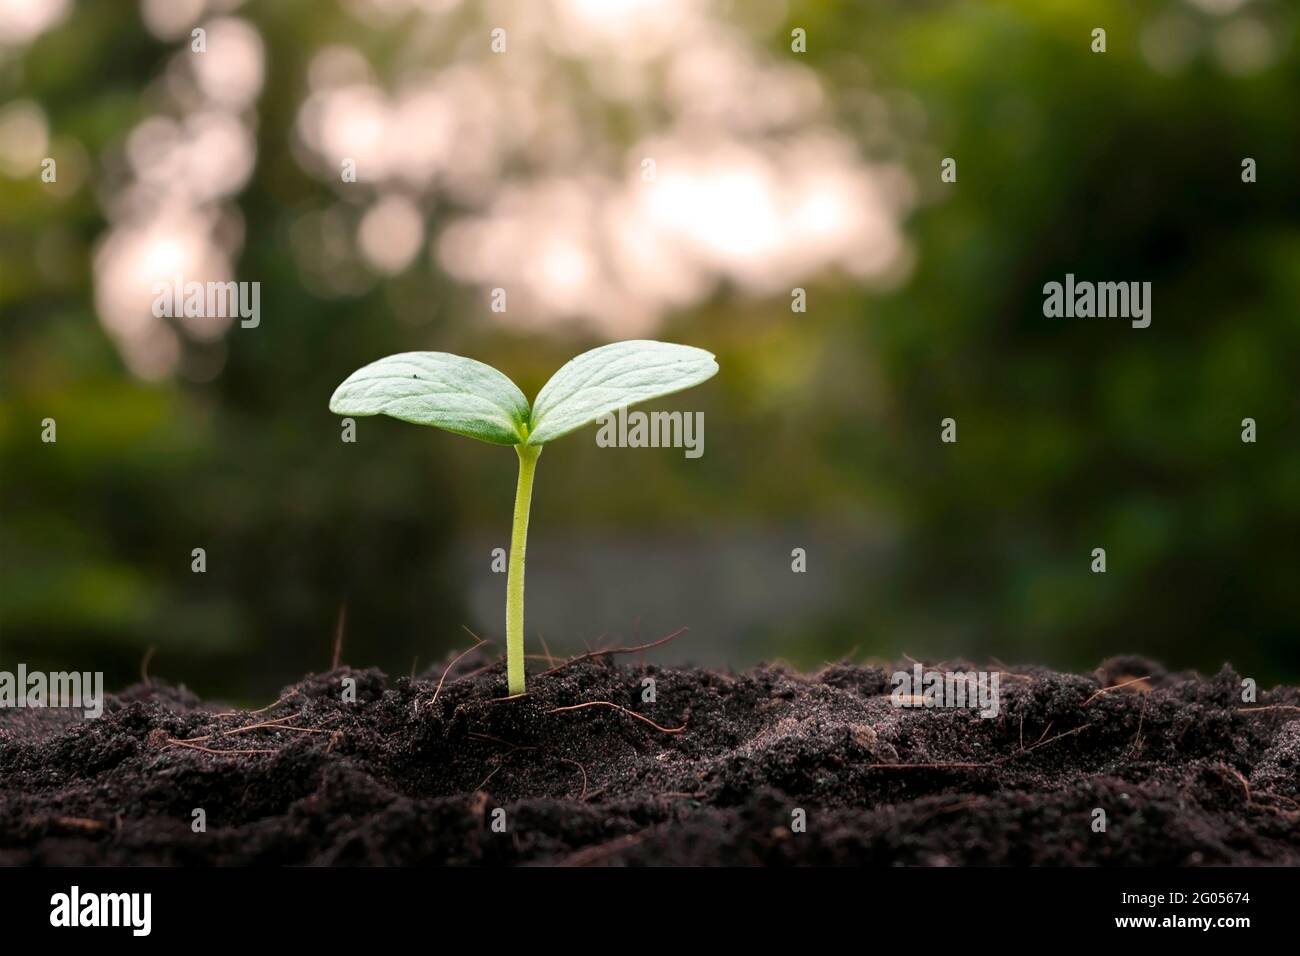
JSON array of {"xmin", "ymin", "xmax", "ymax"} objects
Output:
[
  {"xmin": 329, "ymin": 352, "xmax": 530, "ymax": 445},
  {"xmin": 526, "ymin": 340, "xmax": 718, "ymax": 446}
]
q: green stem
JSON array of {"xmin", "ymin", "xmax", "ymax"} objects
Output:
[{"xmin": 506, "ymin": 442, "xmax": 541, "ymax": 695}]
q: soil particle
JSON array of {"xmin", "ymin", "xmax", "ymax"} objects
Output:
[{"xmin": 1, "ymin": 655, "xmax": 1297, "ymax": 865}]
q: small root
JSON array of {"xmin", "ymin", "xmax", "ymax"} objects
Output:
[
  {"xmin": 558, "ymin": 757, "xmax": 589, "ymax": 800},
  {"xmin": 546, "ymin": 700, "xmax": 685, "ymax": 734},
  {"xmin": 430, "ymin": 637, "xmax": 489, "ymax": 706},
  {"xmin": 223, "ymin": 720, "xmax": 326, "ymax": 737},
  {"xmin": 1083, "ymin": 675, "xmax": 1151, "ymax": 706},
  {"xmin": 537, "ymin": 627, "xmax": 689, "ymax": 678},
  {"xmin": 170, "ymin": 712, "xmax": 327, "ymax": 747},
  {"xmin": 213, "ymin": 690, "xmax": 297, "ymax": 719},
  {"xmin": 868, "ymin": 723, "xmax": 1093, "ymax": 771},
  {"xmin": 1218, "ymin": 762, "xmax": 1252, "ymax": 805},
  {"xmin": 1014, "ymin": 721, "xmax": 1092, "ymax": 758},
  {"xmin": 166, "ymin": 707, "xmax": 327, "ymax": 749},
  {"xmin": 1130, "ymin": 696, "xmax": 1148, "ymax": 755},
  {"xmin": 164, "ymin": 739, "xmax": 277, "ymax": 757},
  {"xmin": 140, "ymin": 645, "xmax": 156, "ymax": 686},
  {"xmin": 557, "ymin": 832, "xmax": 646, "ymax": 867},
  {"xmin": 1238, "ymin": 705, "xmax": 1300, "ymax": 714}
]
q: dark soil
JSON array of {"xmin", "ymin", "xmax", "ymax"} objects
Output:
[{"xmin": 2, "ymin": 652, "xmax": 1298, "ymax": 865}]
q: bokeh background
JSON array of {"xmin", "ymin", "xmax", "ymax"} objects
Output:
[{"xmin": 2, "ymin": 0, "xmax": 1298, "ymax": 702}]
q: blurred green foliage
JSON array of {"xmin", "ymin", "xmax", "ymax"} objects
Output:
[{"xmin": 1, "ymin": 0, "xmax": 1297, "ymax": 700}]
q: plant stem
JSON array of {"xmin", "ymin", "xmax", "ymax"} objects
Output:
[{"xmin": 506, "ymin": 442, "xmax": 541, "ymax": 694}]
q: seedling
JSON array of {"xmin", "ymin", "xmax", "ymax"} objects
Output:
[{"xmin": 329, "ymin": 340, "xmax": 718, "ymax": 695}]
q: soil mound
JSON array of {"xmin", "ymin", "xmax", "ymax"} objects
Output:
[{"xmin": 2, "ymin": 655, "xmax": 1297, "ymax": 865}]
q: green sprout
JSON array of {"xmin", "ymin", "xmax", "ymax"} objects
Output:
[{"xmin": 329, "ymin": 339, "xmax": 719, "ymax": 695}]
